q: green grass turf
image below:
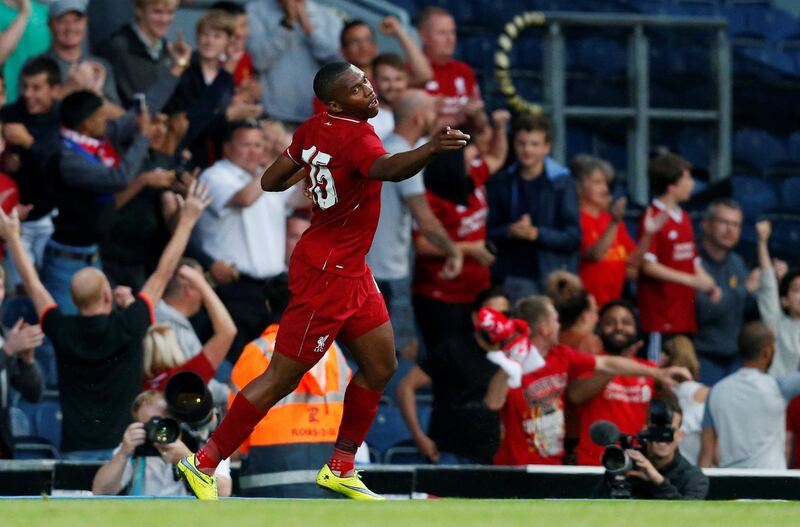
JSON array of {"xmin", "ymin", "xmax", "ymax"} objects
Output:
[{"xmin": 2, "ymin": 499, "xmax": 800, "ymax": 527}]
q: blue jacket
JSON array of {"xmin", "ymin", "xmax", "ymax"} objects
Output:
[{"xmin": 486, "ymin": 157, "xmax": 581, "ymax": 288}]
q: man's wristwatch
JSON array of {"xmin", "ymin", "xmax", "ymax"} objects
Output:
[{"xmin": 175, "ymin": 57, "xmax": 189, "ymax": 69}]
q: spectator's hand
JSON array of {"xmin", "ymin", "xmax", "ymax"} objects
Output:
[
  {"xmin": 439, "ymin": 249, "xmax": 464, "ymax": 280},
  {"xmin": 468, "ymin": 241, "xmax": 496, "ymax": 267},
  {"xmin": 8, "ymin": 0, "xmax": 31, "ymax": 14},
  {"xmin": 0, "ymin": 206, "xmax": 21, "ymax": 241},
  {"xmin": 774, "ymin": 258, "xmax": 789, "ymax": 281},
  {"xmin": 236, "ymin": 78, "xmax": 262, "ymax": 105},
  {"xmin": 3, "ymin": 319, "xmax": 43, "ymax": 362},
  {"xmin": 625, "ymin": 449, "xmax": 665, "ymax": 485},
  {"xmin": 113, "ymin": 286, "xmax": 135, "ymax": 308},
  {"xmin": 653, "ymin": 365, "xmax": 692, "ymax": 388},
  {"xmin": 491, "ymin": 109, "xmax": 511, "ymax": 127},
  {"xmin": 610, "ymin": 196, "xmax": 627, "ymax": 223},
  {"xmin": 167, "ymin": 30, "xmax": 192, "ymax": 74},
  {"xmin": 708, "ymin": 285, "xmax": 723, "ymax": 304},
  {"xmin": 155, "ymin": 438, "xmax": 192, "ymax": 464},
  {"xmin": 15, "ymin": 203, "xmax": 32, "ymax": 221},
  {"xmin": 745, "ymin": 267, "xmax": 761, "ymax": 294},
  {"xmin": 379, "ymin": 16, "xmax": 403, "ymax": 37},
  {"xmin": 2, "ymin": 152, "xmax": 21, "ymax": 173},
  {"xmin": 643, "ymin": 207, "xmax": 668, "ymax": 235},
  {"xmin": 178, "ymin": 264, "xmax": 209, "ymax": 290},
  {"xmin": 225, "ymin": 101, "xmax": 263, "ymax": 122},
  {"xmin": 140, "ymin": 168, "xmax": 175, "ymax": 189},
  {"xmin": 508, "ymin": 214, "xmax": 538, "ymax": 241},
  {"xmin": 136, "ymin": 105, "xmax": 152, "ymax": 137},
  {"xmin": 464, "ymin": 97, "xmax": 485, "ymax": 117},
  {"xmin": 414, "ymin": 433, "xmax": 440, "ymax": 463},
  {"xmin": 430, "ymin": 126, "xmax": 470, "ymax": 153},
  {"xmin": 693, "ymin": 261, "xmax": 716, "ymax": 294},
  {"xmin": 120, "ymin": 422, "xmax": 146, "ymax": 457},
  {"xmin": 756, "ymin": 219, "xmax": 771, "ymax": 244},
  {"xmin": 4, "ymin": 123, "xmax": 34, "ymax": 149},
  {"xmin": 176, "ymin": 179, "xmax": 211, "ymax": 224},
  {"xmin": 294, "ymin": 0, "xmax": 313, "ymax": 33},
  {"xmin": 173, "ymin": 166, "xmax": 199, "ymax": 196},
  {"xmin": 210, "ymin": 260, "xmax": 239, "ymax": 285}
]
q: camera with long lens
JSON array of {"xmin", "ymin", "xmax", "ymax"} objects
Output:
[
  {"xmin": 164, "ymin": 371, "xmax": 216, "ymax": 451},
  {"xmin": 590, "ymin": 400, "xmax": 675, "ymax": 499},
  {"xmin": 133, "ymin": 416, "xmax": 181, "ymax": 457}
]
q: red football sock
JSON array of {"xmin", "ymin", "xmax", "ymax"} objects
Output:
[
  {"xmin": 196, "ymin": 392, "xmax": 266, "ymax": 473},
  {"xmin": 328, "ymin": 382, "xmax": 382, "ymax": 477}
]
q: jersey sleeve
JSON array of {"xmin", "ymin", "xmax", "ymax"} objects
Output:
[
  {"xmin": 579, "ymin": 212, "xmax": 595, "ymax": 255},
  {"xmin": 638, "ymin": 206, "xmax": 662, "ymax": 262},
  {"xmin": 566, "ymin": 346, "xmax": 598, "ymax": 381},
  {"xmin": 284, "ymin": 121, "xmax": 307, "ymax": 166},
  {"xmin": 348, "ymin": 127, "xmax": 388, "ymax": 178}
]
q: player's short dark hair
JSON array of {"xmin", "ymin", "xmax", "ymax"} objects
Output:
[
  {"xmin": 511, "ymin": 112, "xmax": 552, "ymax": 143},
  {"xmin": 21, "ymin": 56, "xmax": 61, "ymax": 86},
  {"xmin": 209, "ymin": 1, "xmax": 245, "ymax": 15},
  {"xmin": 739, "ymin": 320, "xmax": 774, "ymax": 362},
  {"xmin": 313, "ymin": 62, "xmax": 352, "ymax": 105},
  {"xmin": 341, "ymin": 19, "xmax": 372, "ymax": 48},
  {"xmin": 372, "ymin": 52, "xmax": 405, "ymax": 73},
  {"xmin": 648, "ymin": 152, "xmax": 692, "ymax": 197},
  {"xmin": 60, "ymin": 90, "xmax": 104, "ymax": 130},
  {"xmin": 223, "ymin": 119, "xmax": 260, "ymax": 144},
  {"xmin": 473, "ymin": 286, "xmax": 510, "ymax": 313}
]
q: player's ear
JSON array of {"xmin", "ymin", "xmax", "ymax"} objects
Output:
[{"xmin": 328, "ymin": 100, "xmax": 343, "ymax": 113}]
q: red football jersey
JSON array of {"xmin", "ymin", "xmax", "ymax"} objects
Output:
[
  {"xmin": 787, "ymin": 396, "xmax": 800, "ymax": 469},
  {"xmin": 285, "ymin": 113, "xmax": 388, "ymax": 277},
  {"xmin": 494, "ymin": 345, "xmax": 597, "ymax": 466},
  {"xmin": 574, "ymin": 356, "xmax": 656, "ymax": 466},
  {"xmin": 424, "ymin": 60, "xmax": 480, "ymax": 122},
  {"xmin": 636, "ymin": 202, "xmax": 698, "ymax": 333},
  {"xmin": 579, "ymin": 210, "xmax": 636, "ymax": 308},
  {"xmin": 412, "ymin": 160, "xmax": 491, "ymax": 304}
]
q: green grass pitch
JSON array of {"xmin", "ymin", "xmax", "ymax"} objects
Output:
[{"xmin": 2, "ymin": 499, "xmax": 800, "ymax": 527}]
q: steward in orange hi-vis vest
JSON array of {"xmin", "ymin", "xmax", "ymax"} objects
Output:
[{"xmin": 229, "ymin": 324, "xmax": 351, "ymax": 497}]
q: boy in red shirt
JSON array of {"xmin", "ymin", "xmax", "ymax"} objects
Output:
[
  {"xmin": 486, "ymin": 296, "xmax": 690, "ymax": 466},
  {"xmin": 637, "ymin": 153, "xmax": 719, "ymax": 363},
  {"xmin": 177, "ymin": 62, "xmax": 469, "ymax": 500}
]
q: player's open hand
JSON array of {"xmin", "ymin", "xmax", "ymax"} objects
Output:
[{"xmin": 431, "ymin": 126, "xmax": 470, "ymax": 153}]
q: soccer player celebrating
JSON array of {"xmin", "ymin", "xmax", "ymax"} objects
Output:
[{"xmin": 177, "ymin": 62, "xmax": 469, "ymax": 500}]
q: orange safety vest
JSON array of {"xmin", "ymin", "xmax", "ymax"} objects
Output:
[{"xmin": 230, "ymin": 324, "xmax": 350, "ymax": 454}]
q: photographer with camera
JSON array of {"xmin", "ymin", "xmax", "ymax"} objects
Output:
[
  {"xmin": 92, "ymin": 390, "xmax": 232, "ymax": 496},
  {"xmin": 592, "ymin": 398, "xmax": 709, "ymax": 500}
]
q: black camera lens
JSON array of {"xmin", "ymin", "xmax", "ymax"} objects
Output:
[
  {"xmin": 145, "ymin": 416, "xmax": 180, "ymax": 445},
  {"xmin": 601, "ymin": 445, "xmax": 632, "ymax": 474}
]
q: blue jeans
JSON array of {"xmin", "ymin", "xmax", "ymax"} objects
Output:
[
  {"xmin": 501, "ymin": 276, "xmax": 541, "ymax": 304},
  {"xmin": 698, "ymin": 353, "xmax": 740, "ymax": 387},
  {"xmin": 6, "ymin": 214, "xmax": 54, "ymax": 286},
  {"xmin": 42, "ymin": 239, "xmax": 101, "ymax": 315},
  {"xmin": 62, "ymin": 448, "xmax": 115, "ymax": 461}
]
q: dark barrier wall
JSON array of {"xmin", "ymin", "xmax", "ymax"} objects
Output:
[{"xmin": 2, "ymin": 462, "xmax": 800, "ymax": 500}]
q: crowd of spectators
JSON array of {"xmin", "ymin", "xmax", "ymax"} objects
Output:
[{"xmin": 0, "ymin": 0, "xmax": 795, "ymax": 500}]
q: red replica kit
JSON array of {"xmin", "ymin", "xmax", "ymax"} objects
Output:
[
  {"xmin": 425, "ymin": 60, "xmax": 480, "ymax": 122},
  {"xmin": 574, "ymin": 356, "xmax": 656, "ymax": 466},
  {"xmin": 276, "ymin": 112, "xmax": 390, "ymax": 364},
  {"xmin": 494, "ymin": 345, "xmax": 596, "ymax": 466},
  {"xmin": 637, "ymin": 201, "xmax": 698, "ymax": 334},
  {"xmin": 579, "ymin": 210, "xmax": 636, "ymax": 307}
]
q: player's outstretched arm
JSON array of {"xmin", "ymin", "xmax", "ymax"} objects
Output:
[
  {"xmin": 261, "ymin": 156, "xmax": 306, "ymax": 192},
  {"xmin": 369, "ymin": 127, "xmax": 470, "ymax": 183}
]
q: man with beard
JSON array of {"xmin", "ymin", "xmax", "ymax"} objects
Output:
[{"xmin": 568, "ymin": 300, "xmax": 654, "ymax": 466}]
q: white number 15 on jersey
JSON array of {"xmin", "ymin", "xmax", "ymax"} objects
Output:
[{"xmin": 302, "ymin": 146, "xmax": 338, "ymax": 210}]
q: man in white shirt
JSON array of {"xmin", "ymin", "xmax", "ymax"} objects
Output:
[
  {"xmin": 196, "ymin": 121, "xmax": 293, "ymax": 363},
  {"xmin": 700, "ymin": 321, "xmax": 800, "ymax": 469},
  {"xmin": 368, "ymin": 53, "xmax": 410, "ymax": 141}
]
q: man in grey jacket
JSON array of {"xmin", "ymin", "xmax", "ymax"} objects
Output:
[{"xmin": 247, "ymin": 0, "xmax": 342, "ymax": 126}]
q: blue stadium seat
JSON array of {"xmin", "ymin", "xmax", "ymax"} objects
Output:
[
  {"xmin": 674, "ymin": 0, "xmax": 720, "ymax": 17},
  {"xmin": 572, "ymin": 37, "xmax": 627, "ymax": 75},
  {"xmin": 678, "ymin": 127, "xmax": 713, "ymax": 169},
  {"xmin": 788, "ymin": 132, "xmax": 800, "ymax": 165},
  {"xmin": 733, "ymin": 129, "xmax": 789, "ymax": 171},
  {"xmin": 365, "ymin": 401, "xmax": 410, "ymax": 457},
  {"xmin": 16, "ymin": 394, "xmax": 62, "ymax": 449},
  {"xmin": 724, "ymin": 5, "xmax": 797, "ymax": 43},
  {"xmin": 779, "ymin": 177, "xmax": 800, "ymax": 211},
  {"xmin": 2, "ymin": 296, "xmax": 39, "ymax": 327},
  {"xmin": 730, "ymin": 174, "xmax": 780, "ymax": 219},
  {"xmin": 767, "ymin": 217, "xmax": 800, "ymax": 263},
  {"xmin": 9, "ymin": 406, "xmax": 31, "ymax": 437},
  {"xmin": 384, "ymin": 440, "xmax": 428, "ymax": 465}
]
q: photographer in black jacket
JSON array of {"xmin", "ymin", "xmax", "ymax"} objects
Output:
[{"xmin": 593, "ymin": 399, "xmax": 709, "ymax": 500}]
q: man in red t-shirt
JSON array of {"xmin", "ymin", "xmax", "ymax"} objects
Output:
[
  {"xmin": 486, "ymin": 296, "xmax": 689, "ymax": 466},
  {"xmin": 637, "ymin": 153, "xmax": 719, "ymax": 363},
  {"xmin": 179, "ymin": 62, "xmax": 470, "ymax": 500},
  {"xmin": 569, "ymin": 300, "xmax": 656, "ymax": 466},
  {"xmin": 572, "ymin": 154, "xmax": 666, "ymax": 307},
  {"xmin": 417, "ymin": 7, "xmax": 484, "ymax": 129},
  {"xmin": 786, "ymin": 396, "xmax": 800, "ymax": 468}
]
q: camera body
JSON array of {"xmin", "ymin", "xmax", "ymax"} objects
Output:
[
  {"xmin": 133, "ymin": 416, "xmax": 181, "ymax": 457},
  {"xmin": 591, "ymin": 400, "xmax": 675, "ymax": 499}
]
